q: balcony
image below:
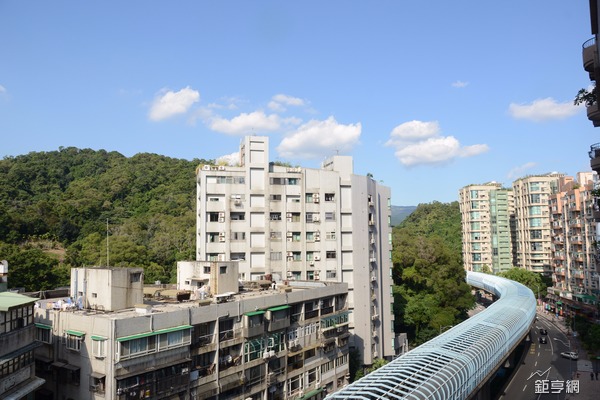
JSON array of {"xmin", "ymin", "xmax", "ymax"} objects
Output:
[
  {"xmin": 587, "ymin": 103, "xmax": 600, "ymax": 127},
  {"xmin": 583, "ymin": 37, "xmax": 597, "ymax": 80},
  {"xmin": 590, "ymin": 143, "xmax": 600, "ymax": 173}
]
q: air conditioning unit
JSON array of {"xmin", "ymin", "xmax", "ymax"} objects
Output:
[
  {"xmin": 287, "ymin": 237, "xmax": 293, "ymax": 242},
  {"xmin": 371, "ymin": 275, "xmax": 376, "ymax": 282},
  {"xmin": 314, "ymin": 255, "xmax": 321, "ymax": 261},
  {"xmin": 314, "ymin": 195, "xmax": 320, "ymax": 203},
  {"xmin": 287, "ymin": 252, "xmax": 293, "ymax": 257},
  {"xmin": 288, "ymin": 340, "xmax": 296, "ymax": 349},
  {"xmin": 263, "ymin": 351, "xmax": 271, "ymax": 360},
  {"xmin": 373, "ymin": 351, "xmax": 379, "ymax": 358},
  {"xmin": 286, "ymin": 212, "xmax": 292, "ymax": 217},
  {"xmin": 286, "ymin": 232, "xmax": 293, "ymax": 237},
  {"xmin": 370, "ymin": 258, "xmax": 377, "ymax": 263},
  {"xmin": 293, "ymin": 339, "xmax": 299, "ymax": 347},
  {"xmin": 218, "ymin": 166, "xmax": 226, "ymax": 171},
  {"xmin": 309, "ymin": 261, "xmax": 315, "ymax": 266},
  {"xmin": 202, "ymin": 165, "xmax": 211, "ymax": 170},
  {"xmin": 369, "ymin": 221, "xmax": 375, "ymax": 226},
  {"xmin": 234, "ymin": 200, "xmax": 242, "ymax": 206},
  {"xmin": 370, "ymin": 238, "xmax": 375, "ymax": 244},
  {"xmin": 219, "ymin": 236, "xmax": 226, "ymax": 243},
  {"xmin": 315, "ymin": 236, "xmax": 320, "ymax": 242},
  {"xmin": 287, "ymin": 271, "xmax": 293, "ymax": 277},
  {"xmin": 371, "ymin": 314, "xmax": 379, "ymax": 321},
  {"xmin": 269, "ymin": 350, "xmax": 276, "ymax": 357},
  {"xmin": 313, "ymin": 215, "xmax": 320, "ymax": 222}
]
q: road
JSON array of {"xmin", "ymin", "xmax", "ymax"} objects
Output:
[{"xmin": 498, "ymin": 311, "xmax": 587, "ymax": 400}]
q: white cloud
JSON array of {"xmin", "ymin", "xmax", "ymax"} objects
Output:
[
  {"xmin": 385, "ymin": 120, "xmax": 489, "ymax": 167},
  {"xmin": 0, "ymin": 84, "xmax": 6, "ymax": 94},
  {"xmin": 508, "ymin": 98, "xmax": 579, "ymax": 122},
  {"xmin": 451, "ymin": 80, "xmax": 469, "ymax": 88},
  {"xmin": 208, "ymin": 110, "xmax": 283, "ymax": 135},
  {"xmin": 216, "ymin": 152, "xmax": 240, "ymax": 166},
  {"xmin": 148, "ymin": 86, "xmax": 200, "ymax": 121},
  {"xmin": 507, "ymin": 162, "xmax": 537, "ymax": 180},
  {"xmin": 268, "ymin": 94, "xmax": 305, "ymax": 112},
  {"xmin": 277, "ymin": 116, "xmax": 361, "ymax": 159}
]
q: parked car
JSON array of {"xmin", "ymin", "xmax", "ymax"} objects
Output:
[
  {"xmin": 539, "ymin": 336, "xmax": 547, "ymax": 344},
  {"xmin": 560, "ymin": 351, "xmax": 578, "ymax": 360},
  {"xmin": 539, "ymin": 329, "xmax": 548, "ymax": 335}
]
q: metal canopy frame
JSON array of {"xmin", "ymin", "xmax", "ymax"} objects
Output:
[{"xmin": 326, "ymin": 272, "xmax": 536, "ymax": 400}]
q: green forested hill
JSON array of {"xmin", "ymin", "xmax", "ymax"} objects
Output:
[
  {"xmin": 391, "ymin": 201, "xmax": 473, "ymax": 345},
  {"xmin": 0, "ymin": 147, "xmax": 211, "ymax": 290}
]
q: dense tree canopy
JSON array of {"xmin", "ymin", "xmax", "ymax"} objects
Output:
[
  {"xmin": 0, "ymin": 147, "xmax": 210, "ymax": 291},
  {"xmin": 392, "ymin": 201, "xmax": 474, "ymax": 345}
]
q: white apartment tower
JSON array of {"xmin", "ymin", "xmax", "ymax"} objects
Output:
[
  {"xmin": 196, "ymin": 136, "xmax": 394, "ymax": 364},
  {"xmin": 459, "ymin": 183, "xmax": 514, "ymax": 274},
  {"xmin": 512, "ymin": 174, "xmax": 563, "ymax": 273}
]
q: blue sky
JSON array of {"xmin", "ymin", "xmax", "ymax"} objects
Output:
[{"xmin": 0, "ymin": 1, "xmax": 597, "ymax": 205}]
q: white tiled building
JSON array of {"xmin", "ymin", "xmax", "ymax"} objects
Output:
[{"xmin": 196, "ymin": 136, "xmax": 394, "ymax": 364}]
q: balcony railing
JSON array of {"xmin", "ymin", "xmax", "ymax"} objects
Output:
[{"xmin": 583, "ymin": 37, "xmax": 596, "ymax": 78}]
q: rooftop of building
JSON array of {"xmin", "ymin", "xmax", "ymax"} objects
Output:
[
  {"xmin": 31, "ymin": 279, "xmax": 345, "ymax": 321},
  {"xmin": 0, "ymin": 291, "xmax": 37, "ymax": 311}
]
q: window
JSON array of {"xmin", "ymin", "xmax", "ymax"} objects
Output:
[
  {"xmin": 292, "ymin": 232, "xmax": 301, "ymax": 242},
  {"xmin": 529, "ymin": 206, "xmax": 542, "ymax": 215},
  {"xmin": 90, "ymin": 374, "xmax": 106, "ymax": 394},
  {"xmin": 270, "ymin": 194, "xmax": 282, "ymax": 201},
  {"xmin": 531, "ymin": 230, "xmax": 542, "ymax": 239},
  {"xmin": 92, "ymin": 337, "xmax": 107, "ymax": 358},
  {"xmin": 230, "ymin": 212, "xmax": 245, "ymax": 221},
  {"xmin": 306, "ymin": 231, "xmax": 315, "ymax": 241},
  {"xmin": 326, "ymin": 270, "xmax": 337, "ymax": 279},
  {"xmin": 326, "ymin": 251, "xmax": 336, "ymax": 259},
  {"xmin": 306, "ymin": 252, "xmax": 314, "ymax": 261},
  {"xmin": 470, "ymin": 222, "xmax": 480, "ymax": 230},
  {"xmin": 271, "ymin": 252, "xmax": 282, "ymax": 261},
  {"xmin": 530, "ymin": 193, "xmax": 541, "ymax": 203},
  {"xmin": 36, "ymin": 324, "xmax": 52, "ymax": 343},
  {"xmin": 325, "ymin": 193, "xmax": 335, "ymax": 202},
  {"xmin": 130, "ymin": 272, "xmax": 141, "ymax": 283},
  {"xmin": 203, "ymin": 266, "xmax": 211, "ymax": 274},
  {"xmin": 325, "ymin": 212, "xmax": 335, "ymax": 221},
  {"xmin": 220, "ymin": 266, "xmax": 227, "ymax": 274},
  {"xmin": 230, "ymin": 252, "xmax": 245, "ymax": 261},
  {"xmin": 66, "ymin": 331, "xmax": 84, "ymax": 351},
  {"xmin": 231, "ymin": 232, "xmax": 245, "ymax": 241},
  {"xmin": 471, "ymin": 253, "xmax": 481, "ymax": 262},
  {"xmin": 270, "ymin": 231, "xmax": 282, "ymax": 240},
  {"xmin": 287, "ymin": 178, "xmax": 299, "ymax": 185},
  {"xmin": 326, "ymin": 232, "xmax": 336, "ymax": 240},
  {"xmin": 529, "ymin": 218, "xmax": 542, "ymax": 227},
  {"xmin": 270, "ymin": 212, "xmax": 282, "ymax": 221},
  {"xmin": 307, "ymin": 271, "xmax": 315, "ymax": 280},
  {"xmin": 306, "ymin": 193, "xmax": 314, "ymax": 203}
]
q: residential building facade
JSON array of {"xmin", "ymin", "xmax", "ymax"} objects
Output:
[
  {"xmin": 34, "ymin": 266, "xmax": 350, "ymax": 400},
  {"xmin": 195, "ymin": 136, "xmax": 394, "ymax": 365},
  {"xmin": 459, "ymin": 183, "xmax": 514, "ymax": 274},
  {"xmin": 512, "ymin": 174, "xmax": 563, "ymax": 274},
  {"xmin": 0, "ymin": 291, "xmax": 45, "ymax": 400},
  {"xmin": 547, "ymin": 173, "xmax": 599, "ymax": 318}
]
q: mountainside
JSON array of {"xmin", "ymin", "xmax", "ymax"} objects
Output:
[
  {"xmin": 0, "ymin": 147, "xmax": 212, "ymax": 290},
  {"xmin": 391, "ymin": 205, "xmax": 417, "ymax": 226}
]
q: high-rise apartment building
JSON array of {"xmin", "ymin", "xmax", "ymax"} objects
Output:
[
  {"xmin": 458, "ymin": 183, "xmax": 514, "ymax": 274},
  {"xmin": 196, "ymin": 136, "xmax": 394, "ymax": 364},
  {"xmin": 512, "ymin": 174, "xmax": 563, "ymax": 273},
  {"xmin": 548, "ymin": 173, "xmax": 599, "ymax": 316}
]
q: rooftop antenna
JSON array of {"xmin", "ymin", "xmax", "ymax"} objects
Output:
[{"xmin": 106, "ymin": 219, "xmax": 110, "ymax": 267}]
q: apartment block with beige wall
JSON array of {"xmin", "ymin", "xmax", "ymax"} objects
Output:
[
  {"xmin": 548, "ymin": 172, "xmax": 599, "ymax": 314},
  {"xmin": 459, "ymin": 183, "xmax": 514, "ymax": 274},
  {"xmin": 195, "ymin": 136, "xmax": 394, "ymax": 365},
  {"xmin": 512, "ymin": 174, "xmax": 563, "ymax": 273}
]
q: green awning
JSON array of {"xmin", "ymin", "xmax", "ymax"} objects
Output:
[
  {"xmin": 117, "ymin": 325, "xmax": 192, "ymax": 342},
  {"xmin": 35, "ymin": 323, "xmax": 52, "ymax": 330},
  {"xmin": 300, "ymin": 387, "xmax": 324, "ymax": 399},
  {"xmin": 245, "ymin": 310, "xmax": 266, "ymax": 317},
  {"xmin": 268, "ymin": 305, "xmax": 291, "ymax": 312},
  {"xmin": 91, "ymin": 335, "xmax": 108, "ymax": 341},
  {"xmin": 581, "ymin": 294, "xmax": 597, "ymax": 301},
  {"xmin": 556, "ymin": 301, "xmax": 562, "ymax": 305},
  {"xmin": 66, "ymin": 330, "xmax": 85, "ymax": 337}
]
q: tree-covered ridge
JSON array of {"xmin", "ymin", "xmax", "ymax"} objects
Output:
[
  {"xmin": 392, "ymin": 201, "xmax": 473, "ymax": 345},
  {"xmin": 0, "ymin": 147, "xmax": 212, "ymax": 290}
]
